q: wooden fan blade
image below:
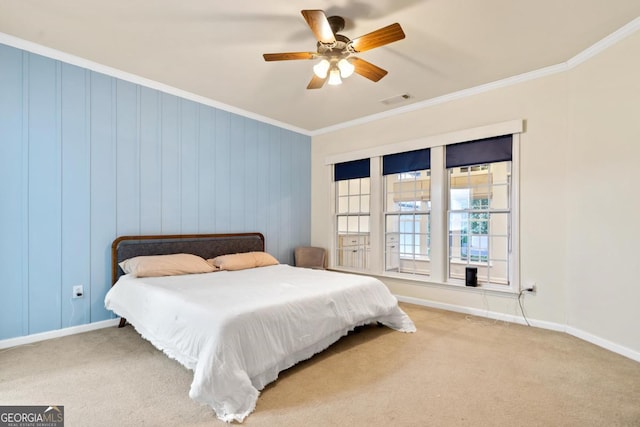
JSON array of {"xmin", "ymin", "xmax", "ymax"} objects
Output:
[
  {"xmin": 263, "ymin": 52, "xmax": 316, "ymax": 61},
  {"xmin": 350, "ymin": 23, "xmax": 405, "ymax": 53},
  {"xmin": 350, "ymin": 57, "xmax": 388, "ymax": 82},
  {"xmin": 301, "ymin": 10, "xmax": 336, "ymax": 44},
  {"xmin": 307, "ymin": 74, "xmax": 327, "ymax": 89}
]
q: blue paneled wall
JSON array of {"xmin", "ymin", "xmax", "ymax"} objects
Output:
[{"xmin": 0, "ymin": 44, "xmax": 311, "ymax": 340}]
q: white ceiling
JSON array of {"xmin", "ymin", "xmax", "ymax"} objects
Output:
[{"xmin": 1, "ymin": 1, "xmax": 639, "ymax": 134}]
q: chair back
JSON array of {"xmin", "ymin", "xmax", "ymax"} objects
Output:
[{"xmin": 294, "ymin": 246, "xmax": 326, "ymax": 269}]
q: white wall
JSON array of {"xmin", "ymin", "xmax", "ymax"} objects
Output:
[
  {"xmin": 566, "ymin": 31, "xmax": 640, "ymax": 353},
  {"xmin": 311, "ymin": 30, "xmax": 640, "ymax": 356}
]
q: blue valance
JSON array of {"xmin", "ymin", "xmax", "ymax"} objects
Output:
[
  {"xmin": 382, "ymin": 148, "xmax": 431, "ymax": 175},
  {"xmin": 334, "ymin": 158, "xmax": 370, "ymax": 181},
  {"xmin": 446, "ymin": 135, "xmax": 512, "ymax": 168}
]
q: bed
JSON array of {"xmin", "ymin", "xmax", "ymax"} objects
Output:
[{"xmin": 105, "ymin": 233, "xmax": 415, "ymax": 423}]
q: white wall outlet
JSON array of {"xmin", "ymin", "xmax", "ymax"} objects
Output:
[
  {"xmin": 524, "ymin": 282, "xmax": 537, "ymax": 293},
  {"xmin": 72, "ymin": 285, "xmax": 84, "ymax": 299}
]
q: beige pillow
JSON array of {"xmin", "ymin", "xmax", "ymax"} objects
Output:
[
  {"xmin": 119, "ymin": 253, "xmax": 215, "ymax": 278},
  {"xmin": 208, "ymin": 251, "xmax": 279, "ymax": 271},
  {"xmin": 253, "ymin": 251, "xmax": 279, "ymax": 267}
]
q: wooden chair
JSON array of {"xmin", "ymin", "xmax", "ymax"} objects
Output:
[{"xmin": 294, "ymin": 246, "xmax": 326, "ymax": 269}]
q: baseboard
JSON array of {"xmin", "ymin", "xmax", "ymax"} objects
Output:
[
  {"xmin": 396, "ymin": 295, "xmax": 640, "ymax": 363},
  {"xmin": 0, "ymin": 318, "xmax": 120, "ymax": 350},
  {"xmin": 565, "ymin": 326, "xmax": 640, "ymax": 363},
  {"xmin": 3, "ymin": 298, "xmax": 639, "ymax": 364}
]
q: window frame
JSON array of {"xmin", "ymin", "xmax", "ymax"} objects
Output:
[
  {"xmin": 447, "ymin": 161, "xmax": 513, "ymax": 288},
  {"xmin": 383, "ymin": 169, "xmax": 432, "ymax": 277},
  {"xmin": 327, "ymin": 120, "xmax": 522, "ymax": 294}
]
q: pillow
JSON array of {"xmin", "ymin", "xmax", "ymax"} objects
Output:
[
  {"xmin": 119, "ymin": 253, "xmax": 215, "ymax": 278},
  {"xmin": 208, "ymin": 251, "xmax": 279, "ymax": 271},
  {"xmin": 253, "ymin": 251, "xmax": 279, "ymax": 267}
]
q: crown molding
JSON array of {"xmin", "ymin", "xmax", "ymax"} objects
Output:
[
  {"xmin": 0, "ymin": 32, "xmax": 312, "ymax": 137},
  {"xmin": 309, "ymin": 16, "xmax": 640, "ymax": 136},
  {"xmin": 2, "ymin": 15, "xmax": 639, "ymax": 138},
  {"xmin": 566, "ymin": 16, "xmax": 640, "ymax": 69}
]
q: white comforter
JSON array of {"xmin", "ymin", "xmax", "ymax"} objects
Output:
[{"xmin": 104, "ymin": 264, "xmax": 415, "ymax": 422}]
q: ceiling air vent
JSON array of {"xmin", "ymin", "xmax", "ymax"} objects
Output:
[{"xmin": 380, "ymin": 93, "xmax": 411, "ymax": 106}]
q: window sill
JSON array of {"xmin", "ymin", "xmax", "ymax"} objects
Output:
[
  {"xmin": 329, "ymin": 266, "xmax": 518, "ymax": 295},
  {"xmin": 399, "ymin": 255, "xmax": 430, "ymax": 262},
  {"xmin": 450, "ymin": 259, "xmax": 491, "ymax": 267}
]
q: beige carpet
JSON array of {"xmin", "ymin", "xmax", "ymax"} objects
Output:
[{"xmin": 1, "ymin": 303, "xmax": 639, "ymax": 426}]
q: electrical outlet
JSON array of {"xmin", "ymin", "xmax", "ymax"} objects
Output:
[
  {"xmin": 72, "ymin": 285, "xmax": 84, "ymax": 299},
  {"xmin": 524, "ymin": 282, "xmax": 537, "ymax": 293}
]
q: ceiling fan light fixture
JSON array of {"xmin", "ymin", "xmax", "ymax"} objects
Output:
[
  {"xmin": 327, "ymin": 67, "xmax": 342, "ymax": 85},
  {"xmin": 313, "ymin": 59, "xmax": 330, "ymax": 78},
  {"xmin": 337, "ymin": 58, "xmax": 355, "ymax": 78}
]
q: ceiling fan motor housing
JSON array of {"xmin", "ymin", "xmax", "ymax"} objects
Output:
[{"xmin": 327, "ymin": 16, "xmax": 346, "ymax": 34}]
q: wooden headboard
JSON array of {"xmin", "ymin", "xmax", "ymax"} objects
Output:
[{"xmin": 111, "ymin": 233, "xmax": 265, "ymax": 285}]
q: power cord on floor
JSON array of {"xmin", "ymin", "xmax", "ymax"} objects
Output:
[
  {"xmin": 518, "ymin": 290, "xmax": 531, "ymax": 326},
  {"xmin": 464, "ymin": 289, "xmax": 511, "ymax": 327}
]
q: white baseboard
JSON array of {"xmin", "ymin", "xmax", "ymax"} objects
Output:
[
  {"xmin": 397, "ymin": 295, "xmax": 640, "ymax": 363},
  {"xmin": 0, "ymin": 318, "xmax": 120, "ymax": 350},
  {"xmin": 4, "ymin": 297, "xmax": 639, "ymax": 364},
  {"xmin": 565, "ymin": 326, "xmax": 640, "ymax": 364}
]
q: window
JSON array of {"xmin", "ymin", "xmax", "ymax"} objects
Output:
[
  {"xmin": 446, "ymin": 135, "xmax": 512, "ymax": 287},
  {"xmin": 383, "ymin": 148, "xmax": 431, "ymax": 276},
  {"xmin": 327, "ymin": 121, "xmax": 521, "ymax": 293},
  {"xmin": 334, "ymin": 159, "xmax": 370, "ymax": 270}
]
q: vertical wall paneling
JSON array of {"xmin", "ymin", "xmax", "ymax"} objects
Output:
[
  {"xmin": 116, "ymin": 80, "xmax": 140, "ymax": 237},
  {"xmin": 89, "ymin": 72, "xmax": 117, "ymax": 322},
  {"xmin": 267, "ymin": 126, "xmax": 282, "ymax": 258},
  {"xmin": 139, "ymin": 87, "xmax": 162, "ymax": 234},
  {"xmin": 255, "ymin": 122, "xmax": 270, "ymax": 240},
  {"xmin": 0, "ymin": 44, "xmax": 311, "ymax": 340},
  {"xmin": 61, "ymin": 63, "xmax": 91, "ymax": 327},
  {"xmin": 21, "ymin": 52, "xmax": 30, "ymax": 335},
  {"xmin": 160, "ymin": 93, "xmax": 181, "ymax": 233},
  {"xmin": 244, "ymin": 119, "xmax": 258, "ymax": 232},
  {"xmin": 292, "ymin": 133, "xmax": 311, "ymax": 250},
  {"xmin": 280, "ymin": 131, "xmax": 293, "ymax": 264},
  {"xmin": 0, "ymin": 45, "xmax": 25, "ymax": 339},
  {"xmin": 197, "ymin": 105, "xmax": 215, "ymax": 232},
  {"xmin": 229, "ymin": 114, "xmax": 246, "ymax": 232},
  {"xmin": 214, "ymin": 110, "xmax": 231, "ymax": 231},
  {"xmin": 180, "ymin": 99, "xmax": 199, "ymax": 234},
  {"xmin": 27, "ymin": 55, "xmax": 62, "ymax": 334}
]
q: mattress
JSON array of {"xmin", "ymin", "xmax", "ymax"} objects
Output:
[{"xmin": 105, "ymin": 264, "xmax": 415, "ymax": 422}]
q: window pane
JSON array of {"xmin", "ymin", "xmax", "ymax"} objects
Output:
[
  {"xmin": 347, "ymin": 216, "xmax": 360, "ymax": 234},
  {"xmin": 489, "ymin": 260, "xmax": 509, "ymax": 285},
  {"xmin": 359, "ymin": 216, "xmax": 370, "ymax": 233},
  {"xmin": 490, "ymin": 213, "xmax": 509, "ymax": 235},
  {"xmin": 348, "ymin": 179, "xmax": 360, "ymax": 194},
  {"xmin": 338, "ymin": 196, "xmax": 348, "ymax": 213},
  {"xmin": 337, "ymin": 216, "xmax": 348, "ymax": 233},
  {"xmin": 490, "ymin": 236, "xmax": 509, "ymax": 261},
  {"xmin": 450, "ymin": 188, "xmax": 471, "ymax": 210},
  {"xmin": 361, "ymin": 177, "xmax": 370, "ymax": 195},
  {"xmin": 338, "ymin": 180, "xmax": 349, "ymax": 195},
  {"xmin": 386, "ymin": 215, "xmax": 399, "ymax": 232},
  {"xmin": 361, "ymin": 195, "xmax": 370, "ymax": 213},
  {"xmin": 338, "ymin": 216, "xmax": 347, "ymax": 234},
  {"xmin": 387, "ymin": 192, "xmax": 401, "ymax": 212},
  {"xmin": 348, "ymin": 195, "xmax": 360, "ymax": 213},
  {"xmin": 490, "ymin": 184, "xmax": 509, "ymax": 210},
  {"xmin": 491, "ymin": 161, "xmax": 511, "ymax": 185}
]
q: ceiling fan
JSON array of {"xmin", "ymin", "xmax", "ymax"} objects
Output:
[{"xmin": 263, "ymin": 9, "xmax": 405, "ymax": 89}]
